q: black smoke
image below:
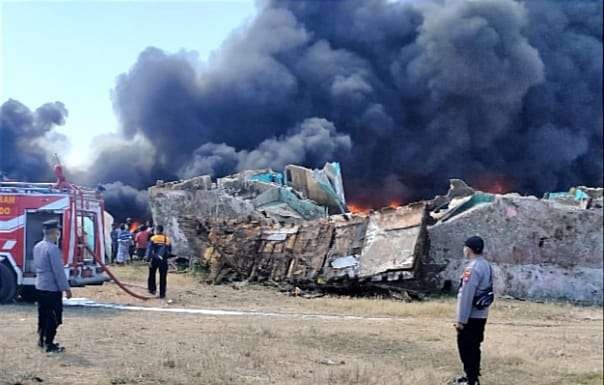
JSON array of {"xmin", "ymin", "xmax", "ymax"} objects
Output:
[
  {"xmin": 103, "ymin": 0, "xmax": 602, "ymax": 207},
  {"xmin": 180, "ymin": 118, "xmax": 352, "ymax": 178},
  {"xmin": 101, "ymin": 182, "xmax": 151, "ymax": 221},
  {"xmin": 0, "ymin": 99, "xmax": 68, "ymax": 181},
  {"xmin": 0, "ymin": 99, "xmax": 144, "ymax": 221},
  {"xmin": 3, "ymin": 0, "xmax": 603, "ymax": 216}
]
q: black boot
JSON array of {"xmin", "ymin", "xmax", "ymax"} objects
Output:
[
  {"xmin": 46, "ymin": 343, "xmax": 65, "ymax": 353},
  {"xmin": 452, "ymin": 376, "xmax": 468, "ymax": 385}
]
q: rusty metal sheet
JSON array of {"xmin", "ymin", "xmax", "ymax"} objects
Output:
[{"xmin": 357, "ymin": 204, "xmax": 427, "ymax": 278}]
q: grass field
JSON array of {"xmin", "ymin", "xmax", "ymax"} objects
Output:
[{"xmin": 0, "ymin": 264, "xmax": 602, "ymax": 385}]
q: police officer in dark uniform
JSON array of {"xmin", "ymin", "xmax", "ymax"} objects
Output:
[
  {"xmin": 34, "ymin": 219, "xmax": 72, "ymax": 353},
  {"xmin": 454, "ymin": 236, "xmax": 494, "ymax": 385}
]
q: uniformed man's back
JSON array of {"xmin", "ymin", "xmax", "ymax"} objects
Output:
[
  {"xmin": 34, "ymin": 219, "xmax": 71, "ymax": 353},
  {"xmin": 454, "ymin": 236, "xmax": 493, "ymax": 385},
  {"xmin": 457, "ymin": 256, "xmax": 492, "ymax": 322},
  {"xmin": 34, "ymin": 240, "xmax": 69, "ymax": 292}
]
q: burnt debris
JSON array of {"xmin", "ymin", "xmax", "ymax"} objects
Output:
[{"xmin": 149, "ymin": 164, "xmax": 603, "ymax": 304}]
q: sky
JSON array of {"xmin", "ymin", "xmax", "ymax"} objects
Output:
[{"xmin": 1, "ymin": 0, "xmax": 256, "ymax": 167}]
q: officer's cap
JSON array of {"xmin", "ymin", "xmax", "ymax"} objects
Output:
[
  {"xmin": 464, "ymin": 236, "xmax": 484, "ymax": 254},
  {"xmin": 42, "ymin": 219, "xmax": 62, "ymax": 230}
]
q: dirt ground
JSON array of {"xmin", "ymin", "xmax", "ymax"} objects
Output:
[{"xmin": 0, "ymin": 264, "xmax": 602, "ymax": 385}]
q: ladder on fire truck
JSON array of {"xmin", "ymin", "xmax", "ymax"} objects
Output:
[
  {"xmin": 0, "ymin": 157, "xmax": 153, "ymax": 302},
  {"xmin": 0, "ymin": 180, "xmax": 71, "ymax": 302},
  {"xmin": 55, "ymin": 157, "xmax": 153, "ymax": 301},
  {"xmin": 0, "ymin": 170, "xmax": 109, "ymax": 283},
  {"xmin": 68, "ymin": 182, "xmax": 153, "ymax": 300}
]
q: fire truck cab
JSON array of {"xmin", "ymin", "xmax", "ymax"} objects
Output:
[{"xmin": 0, "ymin": 181, "xmax": 109, "ymax": 302}]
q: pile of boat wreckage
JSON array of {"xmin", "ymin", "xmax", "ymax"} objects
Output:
[{"xmin": 148, "ymin": 162, "xmax": 603, "ymax": 304}]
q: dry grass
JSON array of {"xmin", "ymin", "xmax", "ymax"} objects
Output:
[
  {"xmin": 0, "ymin": 264, "xmax": 601, "ymax": 385},
  {"xmin": 76, "ymin": 264, "xmax": 602, "ymax": 320}
]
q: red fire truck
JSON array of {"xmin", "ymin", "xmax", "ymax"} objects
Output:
[{"xmin": 0, "ymin": 173, "xmax": 109, "ymax": 302}]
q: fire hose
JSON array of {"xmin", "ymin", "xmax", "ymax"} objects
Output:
[
  {"xmin": 53, "ymin": 155, "xmax": 153, "ymax": 301},
  {"xmin": 81, "ymin": 211, "xmax": 154, "ymax": 300},
  {"xmin": 91, "ymin": 247, "xmax": 153, "ymax": 301}
]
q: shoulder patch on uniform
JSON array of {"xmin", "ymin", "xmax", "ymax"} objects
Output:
[{"xmin": 463, "ymin": 268, "xmax": 472, "ymax": 282}]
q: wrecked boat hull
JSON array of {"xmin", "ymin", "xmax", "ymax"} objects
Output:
[{"xmin": 149, "ymin": 168, "xmax": 603, "ymax": 304}]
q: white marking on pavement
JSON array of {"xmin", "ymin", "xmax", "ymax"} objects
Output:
[{"xmin": 63, "ymin": 297, "xmax": 399, "ymax": 321}]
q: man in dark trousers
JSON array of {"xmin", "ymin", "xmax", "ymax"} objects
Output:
[
  {"xmin": 454, "ymin": 236, "xmax": 493, "ymax": 385},
  {"xmin": 34, "ymin": 220, "xmax": 72, "ymax": 353},
  {"xmin": 110, "ymin": 223, "xmax": 119, "ymax": 263},
  {"xmin": 146, "ymin": 225, "xmax": 171, "ymax": 298}
]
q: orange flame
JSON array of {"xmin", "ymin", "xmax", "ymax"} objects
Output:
[
  {"xmin": 485, "ymin": 182, "xmax": 507, "ymax": 194},
  {"xmin": 475, "ymin": 174, "xmax": 512, "ymax": 195},
  {"xmin": 129, "ymin": 221, "xmax": 141, "ymax": 232},
  {"xmin": 346, "ymin": 203, "xmax": 370, "ymax": 214},
  {"xmin": 388, "ymin": 200, "xmax": 401, "ymax": 209}
]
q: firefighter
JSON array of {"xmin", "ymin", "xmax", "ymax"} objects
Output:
[
  {"xmin": 454, "ymin": 236, "xmax": 493, "ymax": 385},
  {"xmin": 146, "ymin": 225, "xmax": 171, "ymax": 298},
  {"xmin": 34, "ymin": 219, "xmax": 72, "ymax": 353}
]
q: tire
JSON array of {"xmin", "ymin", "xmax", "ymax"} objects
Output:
[
  {"xmin": 18, "ymin": 285, "xmax": 37, "ymax": 302},
  {"xmin": 0, "ymin": 263, "xmax": 17, "ymax": 303}
]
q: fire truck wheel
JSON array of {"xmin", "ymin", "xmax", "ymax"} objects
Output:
[
  {"xmin": 18, "ymin": 285, "xmax": 38, "ymax": 302},
  {"xmin": 0, "ymin": 263, "xmax": 17, "ymax": 303}
]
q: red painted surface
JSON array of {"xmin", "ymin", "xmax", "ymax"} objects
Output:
[{"xmin": 0, "ymin": 193, "xmax": 69, "ymax": 269}]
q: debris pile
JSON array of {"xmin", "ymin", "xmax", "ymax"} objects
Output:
[
  {"xmin": 430, "ymin": 182, "xmax": 603, "ymax": 303},
  {"xmin": 148, "ymin": 162, "xmax": 345, "ymax": 261},
  {"xmin": 149, "ymin": 167, "xmax": 603, "ymax": 304},
  {"xmin": 201, "ymin": 203, "xmax": 431, "ymax": 290}
]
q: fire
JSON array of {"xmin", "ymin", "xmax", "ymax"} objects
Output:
[
  {"xmin": 486, "ymin": 182, "xmax": 507, "ymax": 194},
  {"xmin": 388, "ymin": 200, "xmax": 401, "ymax": 209},
  {"xmin": 346, "ymin": 203, "xmax": 370, "ymax": 214},
  {"xmin": 347, "ymin": 198, "xmax": 404, "ymax": 213},
  {"xmin": 128, "ymin": 220, "xmax": 142, "ymax": 232},
  {"xmin": 475, "ymin": 174, "xmax": 513, "ymax": 195}
]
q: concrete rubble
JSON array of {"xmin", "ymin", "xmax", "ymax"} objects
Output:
[
  {"xmin": 148, "ymin": 162, "xmax": 345, "ymax": 261},
  {"xmin": 430, "ymin": 182, "xmax": 603, "ymax": 304},
  {"xmin": 149, "ymin": 166, "xmax": 603, "ymax": 304}
]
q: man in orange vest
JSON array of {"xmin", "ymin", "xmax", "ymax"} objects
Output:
[{"xmin": 146, "ymin": 225, "xmax": 171, "ymax": 298}]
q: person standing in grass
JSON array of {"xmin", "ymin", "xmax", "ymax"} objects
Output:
[
  {"xmin": 109, "ymin": 222, "xmax": 119, "ymax": 264},
  {"xmin": 146, "ymin": 225, "xmax": 171, "ymax": 298},
  {"xmin": 134, "ymin": 225, "xmax": 150, "ymax": 261},
  {"xmin": 34, "ymin": 219, "xmax": 72, "ymax": 353},
  {"xmin": 453, "ymin": 236, "xmax": 494, "ymax": 385},
  {"xmin": 116, "ymin": 224, "xmax": 133, "ymax": 265}
]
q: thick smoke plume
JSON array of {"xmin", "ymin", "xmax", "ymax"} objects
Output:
[
  {"xmin": 106, "ymin": 0, "xmax": 603, "ymax": 207},
  {"xmin": 101, "ymin": 182, "xmax": 151, "ymax": 221},
  {"xmin": 0, "ymin": 99, "xmax": 68, "ymax": 181},
  {"xmin": 180, "ymin": 118, "xmax": 352, "ymax": 178},
  {"xmin": 0, "ymin": 99, "xmax": 145, "ymax": 221},
  {"xmin": 3, "ymin": 0, "xmax": 602, "ymax": 220}
]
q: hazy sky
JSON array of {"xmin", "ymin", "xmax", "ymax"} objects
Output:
[{"xmin": 1, "ymin": 0, "xmax": 256, "ymax": 166}]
